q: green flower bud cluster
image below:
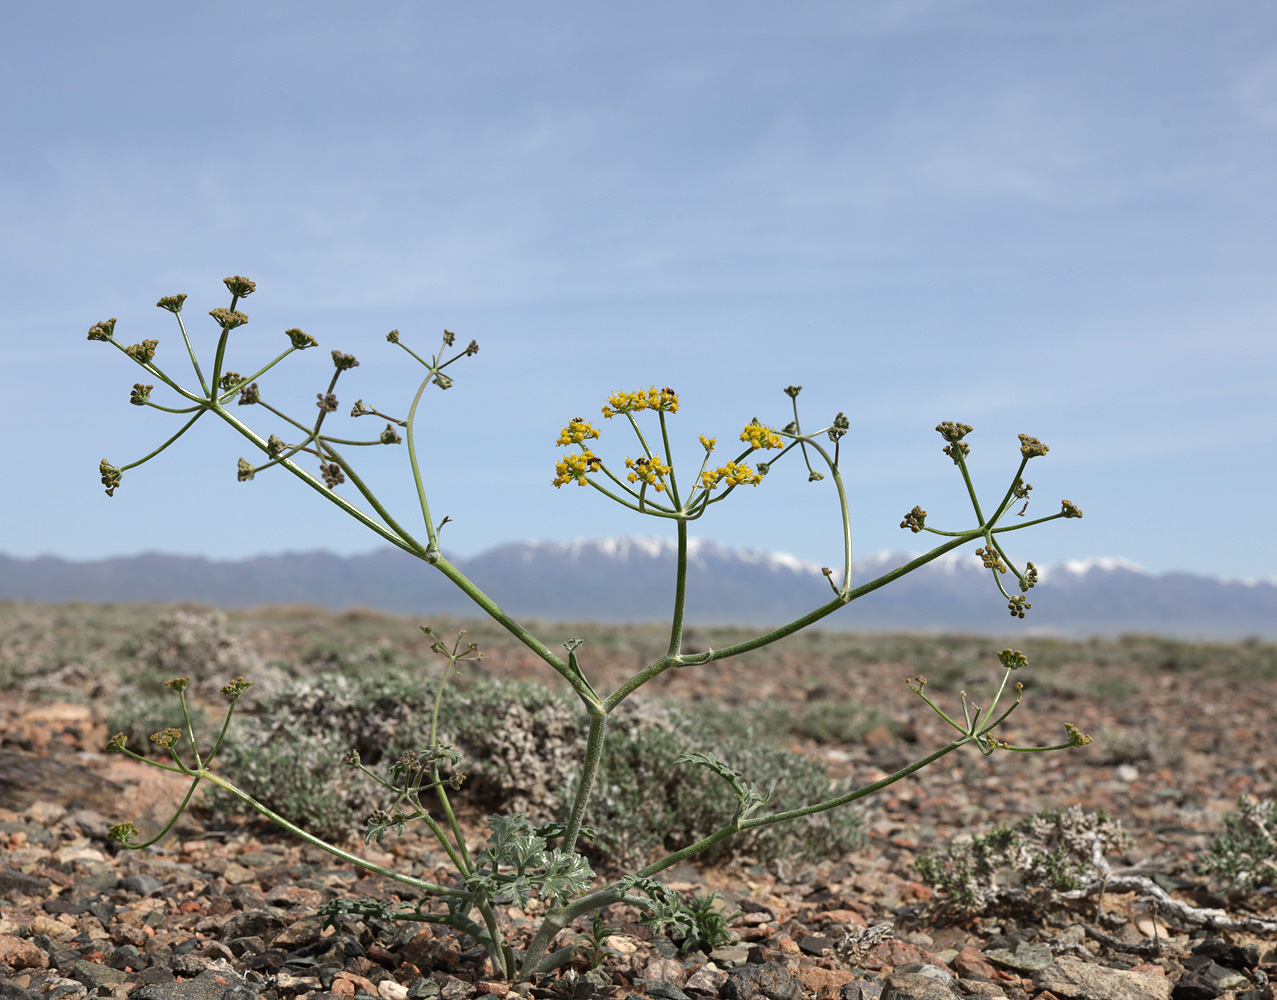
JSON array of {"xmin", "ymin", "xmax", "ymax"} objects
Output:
[
  {"xmin": 900, "ymin": 505, "xmax": 927, "ymax": 533},
  {"xmin": 125, "ymin": 339, "xmax": 158, "ymax": 363}
]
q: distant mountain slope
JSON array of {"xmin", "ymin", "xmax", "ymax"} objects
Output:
[{"xmin": 2, "ymin": 539, "xmax": 1274, "ymax": 638}]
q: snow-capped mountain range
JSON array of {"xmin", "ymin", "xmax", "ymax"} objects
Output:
[{"xmin": 3, "ymin": 538, "xmax": 1273, "ymax": 638}]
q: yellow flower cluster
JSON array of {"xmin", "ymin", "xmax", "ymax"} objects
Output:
[
  {"xmin": 700, "ymin": 461, "xmax": 763, "ymax": 489},
  {"xmin": 552, "ymin": 451, "xmax": 602, "ymax": 488},
  {"xmin": 556, "ymin": 417, "xmax": 601, "ymax": 447},
  {"xmin": 699, "ymin": 435, "xmax": 716, "ymax": 452},
  {"xmin": 625, "ymin": 455, "xmax": 672, "ymax": 491},
  {"xmin": 601, "ymin": 386, "xmax": 679, "ymax": 418},
  {"xmin": 740, "ymin": 421, "xmax": 783, "ymax": 450}
]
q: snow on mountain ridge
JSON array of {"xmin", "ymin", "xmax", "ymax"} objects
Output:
[{"xmin": 515, "ymin": 539, "xmax": 1199, "ymax": 584}]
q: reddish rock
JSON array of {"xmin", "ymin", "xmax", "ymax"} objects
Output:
[
  {"xmin": 0, "ymin": 933, "xmax": 49, "ymax": 970},
  {"xmin": 644, "ymin": 957, "xmax": 687, "ymax": 985},
  {"xmin": 951, "ymin": 947, "xmax": 998, "ymax": 981},
  {"xmin": 792, "ymin": 964, "xmax": 857, "ymax": 997}
]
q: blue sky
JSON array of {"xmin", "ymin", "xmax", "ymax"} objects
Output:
[{"xmin": 5, "ymin": 1, "xmax": 1275, "ymax": 581}]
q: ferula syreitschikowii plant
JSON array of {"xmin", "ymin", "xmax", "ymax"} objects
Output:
[{"xmin": 88, "ymin": 276, "xmax": 1091, "ymax": 981}]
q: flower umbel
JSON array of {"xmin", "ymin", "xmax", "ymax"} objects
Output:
[
  {"xmin": 740, "ymin": 420, "xmax": 784, "ymax": 450},
  {"xmin": 625, "ymin": 455, "xmax": 672, "ymax": 491},
  {"xmin": 601, "ymin": 386, "xmax": 679, "ymax": 418},
  {"xmin": 553, "ymin": 451, "xmax": 601, "ymax": 487},
  {"xmin": 556, "ymin": 418, "xmax": 601, "ymax": 447}
]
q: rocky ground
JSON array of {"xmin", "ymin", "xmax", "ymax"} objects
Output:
[{"xmin": 2, "ymin": 614, "xmax": 1277, "ymax": 1000}]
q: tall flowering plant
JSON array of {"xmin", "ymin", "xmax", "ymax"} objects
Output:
[{"xmin": 89, "ymin": 276, "xmax": 1088, "ymax": 981}]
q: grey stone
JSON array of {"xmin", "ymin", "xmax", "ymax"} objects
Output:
[
  {"xmin": 71, "ymin": 961, "xmax": 127, "ymax": 989},
  {"xmin": 841, "ymin": 984, "xmax": 884, "ymax": 1000},
  {"xmin": 132, "ymin": 967, "xmax": 250, "ymax": 1000},
  {"xmin": 39, "ymin": 979, "xmax": 87, "ymax": 1000},
  {"xmin": 984, "ymin": 940, "xmax": 1052, "ymax": 972},
  {"xmin": 1202, "ymin": 961, "xmax": 1250, "ymax": 991},
  {"xmin": 879, "ymin": 973, "xmax": 954, "ymax": 1000},
  {"xmin": 645, "ymin": 982, "xmax": 690, "ymax": 1000},
  {"xmin": 708, "ymin": 946, "xmax": 750, "ymax": 968},
  {"xmin": 0, "ymin": 980, "xmax": 42, "ymax": 1000},
  {"xmin": 0, "ymin": 871, "xmax": 52, "ymax": 898},
  {"xmin": 721, "ymin": 962, "xmax": 803, "ymax": 1000},
  {"xmin": 406, "ymin": 979, "xmax": 440, "ymax": 1000},
  {"xmin": 118, "ymin": 875, "xmax": 164, "ymax": 896},
  {"xmin": 893, "ymin": 963, "xmax": 954, "ymax": 983},
  {"xmin": 217, "ymin": 908, "xmax": 288, "ymax": 945},
  {"xmin": 1032, "ymin": 957, "xmax": 1172, "ymax": 1000}
]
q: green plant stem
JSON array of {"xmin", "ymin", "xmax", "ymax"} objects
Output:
[
  {"xmin": 658, "ymin": 409, "xmax": 682, "ymax": 508},
  {"xmin": 199, "ymin": 771, "xmax": 463, "ymax": 896},
  {"xmin": 560, "ymin": 709, "xmax": 607, "ymax": 853},
  {"xmin": 172, "ymin": 311, "xmax": 209, "ymax": 396},
  {"xmin": 667, "ymin": 519, "xmax": 689, "ymax": 657},
  {"xmin": 120, "ymin": 412, "xmax": 205, "ymax": 472},
  {"xmin": 405, "ymin": 372, "xmax": 441, "ymax": 553},
  {"xmin": 604, "ymin": 532, "xmax": 974, "ymax": 711},
  {"xmin": 214, "ymin": 347, "xmax": 297, "ymax": 404},
  {"xmin": 123, "ymin": 775, "xmax": 203, "ymax": 850},
  {"xmin": 956, "ymin": 453, "xmax": 987, "ymax": 525}
]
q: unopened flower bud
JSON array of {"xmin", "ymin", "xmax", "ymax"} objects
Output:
[
  {"xmin": 266, "ymin": 434, "xmax": 285, "ymax": 458},
  {"xmin": 87, "ymin": 318, "xmax": 117, "ymax": 341},
  {"xmin": 219, "ymin": 371, "xmax": 243, "ymax": 390},
  {"xmin": 238, "ymin": 382, "xmax": 260, "ymax": 405},
  {"xmin": 332, "ymin": 350, "xmax": 360, "ymax": 371},
  {"xmin": 107, "ymin": 822, "xmax": 138, "ymax": 845},
  {"xmin": 209, "ymin": 308, "xmax": 248, "ymax": 330},
  {"xmin": 351, "ymin": 399, "xmax": 373, "ymax": 416},
  {"xmin": 165, "ymin": 676, "xmax": 189, "ymax": 692},
  {"xmin": 223, "ymin": 275, "xmax": 256, "ymax": 298},
  {"xmin": 99, "ymin": 459, "xmax": 122, "ymax": 497},
  {"xmin": 386, "ymin": 329, "xmax": 400, "ymax": 343},
  {"xmin": 237, "ymin": 458, "xmax": 255, "ymax": 482},
  {"xmin": 125, "ymin": 339, "xmax": 158, "ymax": 363},
  {"xmin": 149, "ymin": 728, "xmax": 182, "ymax": 749},
  {"xmin": 1007, "ymin": 595, "xmax": 1031, "ymax": 619},
  {"xmin": 808, "ymin": 470, "xmax": 824, "ymax": 482},
  {"xmin": 1060, "ymin": 499, "xmax": 1083, "ymax": 518},
  {"xmin": 1064, "ymin": 722, "xmax": 1093, "ymax": 747},
  {"xmin": 433, "ymin": 371, "xmax": 453, "ymax": 390},
  {"xmin": 935, "ymin": 421, "xmax": 973, "ymax": 443},
  {"xmin": 316, "ymin": 393, "xmax": 338, "ymax": 412},
  {"xmin": 900, "ymin": 505, "xmax": 927, "ymax": 533},
  {"xmin": 156, "ymin": 294, "xmax": 187, "ymax": 313},
  {"xmin": 287, "ymin": 328, "xmax": 317, "ymax": 349},
  {"xmin": 221, "ymin": 676, "xmax": 251, "ymax": 699},
  {"xmin": 380, "ymin": 423, "xmax": 402, "ymax": 445},
  {"xmin": 828, "ymin": 412, "xmax": 850, "ymax": 442},
  {"xmin": 443, "ymin": 330, "xmax": 456, "ymax": 346},
  {"xmin": 1018, "ymin": 433, "xmax": 1049, "ymax": 459},
  {"xmin": 997, "ymin": 648, "xmax": 1029, "ymax": 671},
  {"xmin": 104, "ymin": 732, "xmax": 128, "ymax": 753},
  {"xmin": 343, "ymin": 748, "xmax": 361, "ymax": 767},
  {"xmin": 784, "ymin": 385, "xmax": 802, "ymax": 398},
  {"xmin": 320, "ymin": 462, "xmax": 345, "ymax": 488},
  {"xmin": 130, "ymin": 384, "xmax": 154, "ymax": 406},
  {"xmin": 465, "ymin": 339, "xmax": 479, "ymax": 356}
]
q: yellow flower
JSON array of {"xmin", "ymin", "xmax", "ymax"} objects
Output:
[
  {"xmin": 700, "ymin": 461, "xmax": 763, "ymax": 489},
  {"xmin": 740, "ymin": 420, "xmax": 783, "ymax": 450},
  {"xmin": 601, "ymin": 385, "xmax": 680, "ymax": 418},
  {"xmin": 699, "ymin": 435, "xmax": 716, "ymax": 453},
  {"xmin": 553, "ymin": 451, "xmax": 602, "ymax": 488},
  {"xmin": 556, "ymin": 417, "xmax": 601, "ymax": 447},
  {"xmin": 624, "ymin": 455, "xmax": 671, "ymax": 491}
]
